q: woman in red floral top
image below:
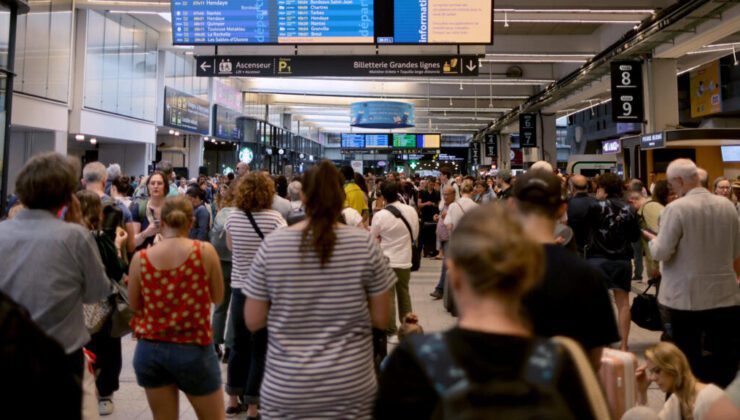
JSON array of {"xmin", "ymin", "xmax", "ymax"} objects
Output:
[{"xmin": 129, "ymin": 196, "xmax": 225, "ymax": 420}]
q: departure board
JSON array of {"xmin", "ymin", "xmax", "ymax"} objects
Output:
[
  {"xmin": 171, "ymin": 0, "xmax": 492, "ymax": 45},
  {"xmin": 171, "ymin": 0, "xmax": 374, "ymax": 45},
  {"xmin": 365, "ymin": 134, "xmax": 390, "ymax": 148},
  {"xmin": 341, "ymin": 133, "xmax": 365, "ymax": 148},
  {"xmin": 393, "ymin": 134, "xmax": 417, "ymax": 148}
]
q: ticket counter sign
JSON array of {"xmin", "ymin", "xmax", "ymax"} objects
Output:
[{"xmin": 690, "ymin": 61, "xmax": 722, "ymax": 118}]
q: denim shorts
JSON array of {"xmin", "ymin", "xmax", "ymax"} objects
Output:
[
  {"xmin": 588, "ymin": 257, "xmax": 631, "ymax": 292},
  {"xmin": 133, "ymin": 340, "xmax": 221, "ymax": 396}
]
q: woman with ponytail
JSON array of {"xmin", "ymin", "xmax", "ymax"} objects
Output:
[
  {"xmin": 128, "ymin": 196, "xmax": 225, "ymax": 419},
  {"xmin": 243, "ymin": 160, "xmax": 395, "ymax": 419}
]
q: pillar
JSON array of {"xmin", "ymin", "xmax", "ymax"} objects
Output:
[
  {"xmin": 539, "ymin": 113, "xmax": 558, "ymax": 168},
  {"xmin": 498, "ymin": 133, "xmax": 511, "ymax": 170},
  {"xmin": 643, "ymin": 59, "xmax": 679, "ymax": 132}
]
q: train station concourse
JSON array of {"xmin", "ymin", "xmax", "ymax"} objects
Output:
[{"xmin": 1, "ymin": 0, "xmax": 740, "ymax": 419}]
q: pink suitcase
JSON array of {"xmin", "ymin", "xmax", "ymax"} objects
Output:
[{"xmin": 599, "ymin": 348, "xmax": 642, "ymax": 420}]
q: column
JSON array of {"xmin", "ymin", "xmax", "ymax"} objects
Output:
[
  {"xmin": 643, "ymin": 58, "xmax": 679, "ymax": 132},
  {"xmin": 498, "ymin": 133, "xmax": 511, "ymax": 170},
  {"xmin": 539, "ymin": 113, "xmax": 558, "ymax": 168}
]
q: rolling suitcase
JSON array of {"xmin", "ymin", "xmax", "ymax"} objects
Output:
[{"xmin": 599, "ymin": 348, "xmax": 641, "ymax": 420}]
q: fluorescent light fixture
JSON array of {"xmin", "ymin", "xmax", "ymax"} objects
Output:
[
  {"xmin": 560, "ymin": 98, "xmax": 612, "ymax": 119},
  {"xmin": 75, "ymin": 134, "xmax": 85, "ymax": 141},
  {"xmin": 108, "ymin": 10, "xmax": 161, "ymax": 15},
  {"xmin": 158, "ymin": 12, "xmax": 171, "ymax": 22}
]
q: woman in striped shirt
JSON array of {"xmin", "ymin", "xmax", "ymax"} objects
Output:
[
  {"xmin": 244, "ymin": 161, "xmax": 395, "ymax": 419},
  {"xmin": 224, "ymin": 172, "xmax": 286, "ymax": 418}
]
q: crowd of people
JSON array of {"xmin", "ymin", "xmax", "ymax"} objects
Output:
[{"xmin": 1, "ymin": 152, "xmax": 739, "ymax": 420}]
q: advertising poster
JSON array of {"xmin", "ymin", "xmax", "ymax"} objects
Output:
[{"xmin": 690, "ymin": 61, "xmax": 722, "ymax": 118}]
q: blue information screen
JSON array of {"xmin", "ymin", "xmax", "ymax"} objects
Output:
[
  {"xmin": 171, "ymin": 0, "xmax": 374, "ymax": 45},
  {"xmin": 341, "ymin": 134, "xmax": 365, "ymax": 148},
  {"xmin": 365, "ymin": 134, "xmax": 389, "ymax": 148}
]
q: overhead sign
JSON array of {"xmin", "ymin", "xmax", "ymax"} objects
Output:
[
  {"xmin": 611, "ymin": 61, "xmax": 644, "ymax": 123},
  {"xmin": 164, "ymin": 87, "xmax": 209, "ymax": 135},
  {"xmin": 519, "ymin": 113, "xmax": 537, "ymax": 148},
  {"xmin": 195, "ymin": 55, "xmax": 480, "ymax": 78},
  {"xmin": 602, "ymin": 139, "xmax": 621, "ymax": 154},
  {"xmin": 641, "ymin": 132, "xmax": 665, "ymax": 150},
  {"xmin": 352, "ymin": 102, "xmax": 415, "ymax": 128},
  {"xmin": 470, "ymin": 143, "xmax": 480, "ymax": 165},
  {"xmin": 171, "ymin": 0, "xmax": 492, "ymax": 45},
  {"xmin": 485, "ymin": 133, "xmax": 497, "ymax": 157},
  {"xmin": 213, "ymin": 105, "xmax": 243, "ymax": 141},
  {"xmin": 690, "ymin": 60, "xmax": 722, "ymax": 118}
]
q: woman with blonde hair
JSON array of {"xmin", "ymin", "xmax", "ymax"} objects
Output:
[
  {"xmin": 128, "ymin": 195, "xmax": 225, "ymax": 420},
  {"xmin": 630, "ymin": 342, "xmax": 724, "ymax": 420}
]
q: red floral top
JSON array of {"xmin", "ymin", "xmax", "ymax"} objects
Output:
[{"xmin": 132, "ymin": 240, "xmax": 213, "ymax": 345}]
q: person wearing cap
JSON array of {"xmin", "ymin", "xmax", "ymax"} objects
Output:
[
  {"xmin": 584, "ymin": 172, "xmax": 641, "ymax": 352},
  {"xmin": 514, "ymin": 169, "xmax": 619, "ymax": 369}
]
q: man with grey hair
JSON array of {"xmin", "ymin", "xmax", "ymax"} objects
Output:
[
  {"xmin": 496, "ymin": 169, "xmax": 513, "ymax": 199},
  {"xmin": 644, "ymin": 158, "xmax": 740, "ymax": 387},
  {"xmin": 104, "ymin": 163, "xmax": 121, "ymax": 195},
  {"xmin": 83, "ymin": 162, "xmax": 135, "ymax": 253},
  {"xmin": 697, "ymin": 167, "xmax": 709, "ymax": 189}
]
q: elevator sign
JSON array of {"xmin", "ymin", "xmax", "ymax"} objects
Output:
[{"xmin": 611, "ymin": 61, "xmax": 644, "ymax": 123}]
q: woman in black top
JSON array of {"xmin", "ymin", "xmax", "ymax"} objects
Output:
[{"xmin": 375, "ymin": 203, "xmax": 608, "ymax": 419}]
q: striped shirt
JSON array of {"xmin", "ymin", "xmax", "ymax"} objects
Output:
[
  {"xmin": 225, "ymin": 209, "xmax": 286, "ymax": 292},
  {"xmin": 245, "ymin": 226, "xmax": 396, "ymax": 419}
]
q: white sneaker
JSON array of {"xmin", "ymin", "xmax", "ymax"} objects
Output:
[{"xmin": 99, "ymin": 399, "xmax": 114, "ymax": 416}]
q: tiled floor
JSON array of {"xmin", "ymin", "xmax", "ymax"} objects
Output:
[{"xmin": 105, "ymin": 258, "xmax": 664, "ymax": 419}]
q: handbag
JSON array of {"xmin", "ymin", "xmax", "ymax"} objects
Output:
[
  {"xmin": 110, "ymin": 280, "xmax": 135, "ymax": 338},
  {"xmin": 630, "ymin": 280, "xmax": 663, "ymax": 331},
  {"xmin": 83, "ymin": 300, "xmax": 112, "ymax": 334}
]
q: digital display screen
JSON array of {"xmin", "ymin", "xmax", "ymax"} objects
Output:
[
  {"xmin": 721, "ymin": 146, "xmax": 740, "ymax": 162},
  {"xmin": 341, "ymin": 133, "xmax": 365, "ymax": 148},
  {"xmin": 365, "ymin": 134, "xmax": 390, "ymax": 148},
  {"xmin": 163, "ymin": 87, "xmax": 210, "ymax": 135},
  {"xmin": 171, "ymin": 0, "xmax": 492, "ymax": 45},
  {"xmin": 393, "ymin": 134, "xmax": 417, "ymax": 148},
  {"xmin": 417, "ymin": 134, "xmax": 441, "ymax": 148},
  {"xmin": 213, "ymin": 105, "xmax": 243, "ymax": 141}
]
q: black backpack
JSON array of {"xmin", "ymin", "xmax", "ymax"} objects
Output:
[
  {"xmin": 100, "ymin": 196, "xmax": 124, "ymax": 241},
  {"xmin": 409, "ymin": 333, "xmax": 576, "ymax": 420}
]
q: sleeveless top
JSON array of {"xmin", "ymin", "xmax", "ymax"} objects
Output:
[{"xmin": 131, "ymin": 240, "xmax": 213, "ymax": 345}]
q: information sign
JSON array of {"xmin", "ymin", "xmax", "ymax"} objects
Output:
[
  {"xmin": 416, "ymin": 134, "xmax": 441, "ymax": 148},
  {"xmin": 213, "ymin": 105, "xmax": 243, "ymax": 140},
  {"xmin": 611, "ymin": 61, "xmax": 644, "ymax": 123},
  {"xmin": 640, "ymin": 132, "xmax": 665, "ymax": 150},
  {"xmin": 365, "ymin": 134, "xmax": 390, "ymax": 148},
  {"xmin": 341, "ymin": 133, "xmax": 364, "ymax": 149},
  {"xmin": 393, "ymin": 134, "xmax": 417, "ymax": 148},
  {"xmin": 519, "ymin": 113, "xmax": 537, "ymax": 148},
  {"xmin": 164, "ymin": 87, "xmax": 210, "ymax": 135},
  {"xmin": 485, "ymin": 133, "xmax": 497, "ymax": 157}
]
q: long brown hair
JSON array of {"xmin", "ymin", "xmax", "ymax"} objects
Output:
[{"xmin": 301, "ymin": 160, "xmax": 345, "ymax": 267}]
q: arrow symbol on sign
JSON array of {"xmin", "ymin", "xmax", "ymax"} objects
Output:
[
  {"xmin": 200, "ymin": 61, "xmax": 212, "ymax": 72},
  {"xmin": 466, "ymin": 60, "xmax": 477, "ymax": 72}
]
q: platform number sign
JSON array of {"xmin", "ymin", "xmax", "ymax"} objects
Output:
[
  {"xmin": 611, "ymin": 61, "xmax": 644, "ymax": 123},
  {"xmin": 519, "ymin": 113, "xmax": 537, "ymax": 148},
  {"xmin": 485, "ymin": 134, "xmax": 498, "ymax": 157}
]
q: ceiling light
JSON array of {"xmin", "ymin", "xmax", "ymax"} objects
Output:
[
  {"xmin": 504, "ymin": 12, "xmax": 509, "ymax": 27},
  {"xmin": 168, "ymin": 129, "xmax": 174, "ymax": 135},
  {"xmin": 494, "ymin": 19, "xmax": 642, "ymax": 24},
  {"xmin": 75, "ymin": 134, "xmax": 85, "ymax": 141},
  {"xmin": 459, "ymin": 82, "xmax": 464, "ymax": 90},
  {"xmin": 734, "ymin": 46, "xmax": 739, "ymax": 66},
  {"xmin": 90, "ymin": 138, "xmax": 97, "ymax": 145},
  {"xmin": 203, "ymin": 137, "xmax": 209, "ymax": 141},
  {"xmin": 494, "ymin": 8, "xmax": 654, "ymax": 14},
  {"xmin": 174, "ymin": 131, "xmax": 180, "ymax": 136}
]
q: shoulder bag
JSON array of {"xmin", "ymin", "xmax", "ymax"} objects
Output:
[{"xmin": 384, "ymin": 205, "xmax": 421, "ymax": 272}]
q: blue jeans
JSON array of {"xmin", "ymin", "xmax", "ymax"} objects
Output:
[
  {"xmin": 133, "ymin": 340, "xmax": 221, "ymax": 396},
  {"xmin": 434, "ymin": 241, "xmax": 448, "ymax": 292},
  {"xmin": 226, "ymin": 290, "xmax": 268, "ymax": 405}
]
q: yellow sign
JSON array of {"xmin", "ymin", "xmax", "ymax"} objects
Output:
[{"xmin": 690, "ymin": 61, "xmax": 721, "ymax": 118}]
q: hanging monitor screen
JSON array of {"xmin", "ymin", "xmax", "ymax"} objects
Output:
[
  {"xmin": 341, "ymin": 134, "xmax": 365, "ymax": 148},
  {"xmin": 417, "ymin": 133, "xmax": 440, "ymax": 148},
  {"xmin": 393, "ymin": 134, "xmax": 417, "ymax": 148},
  {"xmin": 171, "ymin": 0, "xmax": 492, "ymax": 45},
  {"xmin": 365, "ymin": 134, "xmax": 390, "ymax": 148}
]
